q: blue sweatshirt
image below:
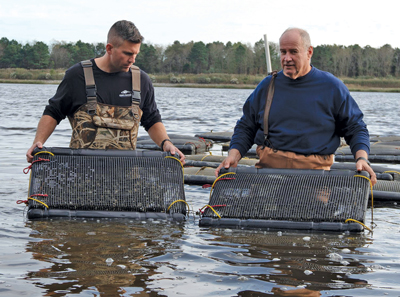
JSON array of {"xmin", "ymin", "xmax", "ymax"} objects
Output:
[{"xmin": 230, "ymin": 66, "xmax": 370, "ymax": 158}]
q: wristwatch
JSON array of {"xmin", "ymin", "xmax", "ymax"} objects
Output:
[{"xmin": 356, "ymin": 156, "xmax": 370, "ymax": 166}]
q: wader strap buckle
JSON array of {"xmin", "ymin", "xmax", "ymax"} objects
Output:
[
  {"xmin": 81, "ymin": 60, "xmax": 97, "ymax": 115},
  {"xmin": 86, "ymin": 86, "xmax": 97, "ymax": 115},
  {"xmin": 262, "ymin": 136, "xmax": 276, "ymax": 151},
  {"xmin": 132, "ymin": 90, "xmax": 141, "ymax": 103}
]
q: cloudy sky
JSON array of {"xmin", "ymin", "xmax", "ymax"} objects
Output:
[{"xmin": 1, "ymin": 0, "xmax": 398, "ymax": 49}]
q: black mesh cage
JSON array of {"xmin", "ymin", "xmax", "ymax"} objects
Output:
[
  {"xmin": 27, "ymin": 147, "xmax": 186, "ymax": 220},
  {"xmin": 199, "ymin": 167, "xmax": 371, "ymax": 231}
]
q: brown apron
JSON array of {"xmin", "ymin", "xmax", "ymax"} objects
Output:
[
  {"xmin": 255, "ymin": 146, "xmax": 334, "ymax": 170},
  {"xmin": 68, "ymin": 60, "xmax": 142, "ymax": 150},
  {"xmin": 256, "ymin": 71, "xmax": 334, "ymax": 170}
]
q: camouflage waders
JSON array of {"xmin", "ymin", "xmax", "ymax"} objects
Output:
[{"xmin": 68, "ymin": 60, "xmax": 142, "ymax": 150}]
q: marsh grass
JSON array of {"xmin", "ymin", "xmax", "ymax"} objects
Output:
[{"xmin": 1, "ymin": 69, "xmax": 400, "ymax": 92}]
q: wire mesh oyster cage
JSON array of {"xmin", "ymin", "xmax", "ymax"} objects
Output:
[
  {"xmin": 26, "ymin": 147, "xmax": 186, "ymax": 220},
  {"xmin": 199, "ymin": 167, "xmax": 371, "ymax": 232}
]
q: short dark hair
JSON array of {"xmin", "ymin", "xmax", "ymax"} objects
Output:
[{"xmin": 107, "ymin": 20, "xmax": 144, "ymax": 47}]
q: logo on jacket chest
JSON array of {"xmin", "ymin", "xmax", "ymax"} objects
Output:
[{"xmin": 119, "ymin": 90, "xmax": 132, "ymax": 98}]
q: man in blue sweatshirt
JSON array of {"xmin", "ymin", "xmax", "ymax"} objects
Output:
[{"xmin": 216, "ymin": 27, "xmax": 376, "ymax": 185}]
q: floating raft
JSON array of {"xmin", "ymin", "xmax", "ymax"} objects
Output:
[
  {"xmin": 136, "ymin": 134, "xmax": 213, "ymax": 155},
  {"xmin": 195, "ymin": 131, "xmax": 400, "ymax": 162},
  {"xmin": 194, "ymin": 131, "xmax": 233, "ymax": 142},
  {"xmin": 199, "ymin": 167, "xmax": 371, "ymax": 232},
  {"xmin": 26, "ymin": 147, "xmax": 186, "ymax": 220},
  {"xmin": 370, "ymin": 135, "xmax": 400, "ymax": 143},
  {"xmin": 184, "ymin": 155, "xmax": 258, "ymax": 186},
  {"xmin": 335, "ymin": 144, "xmax": 400, "ymax": 164}
]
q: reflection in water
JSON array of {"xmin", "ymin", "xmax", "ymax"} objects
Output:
[
  {"xmin": 25, "ymin": 219, "xmax": 372, "ymax": 296},
  {"xmin": 26, "ymin": 219, "xmax": 184, "ymax": 296},
  {"xmin": 205, "ymin": 229, "xmax": 370, "ymax": 296}
]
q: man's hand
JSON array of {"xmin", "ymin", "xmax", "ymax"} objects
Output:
[
  {"xmin": 215, "ymin": 149, "xmax": 241, "ymax": 177},
  {"xmin": 163, "ymin": 141, "xmax": 185, "ymax": 164},
  {"xmin": 356, "ymin": 158, "xmax": 377, "ymax": 186},
  {"xmin": 355, "ymin": 150, "xmax": 377, "ymax": 186},
  {"xmin": 26, "ymin": 142, "xmax": 43, "ymax": 163},
  {"xmin": 26, "ymin": 115, "xmax": 57, "ymax": 163}
]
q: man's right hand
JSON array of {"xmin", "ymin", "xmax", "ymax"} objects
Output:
[
  {"xmin": 26, "ymin": 142, "xmax": 43, "ymax": 163},
  {"xmin": 25, "ymin": 115, "xmax": 58, "ymax": 163},
  {"xmin": 215, "ymin": 149, "xmax": 242, "ymax": 177}
]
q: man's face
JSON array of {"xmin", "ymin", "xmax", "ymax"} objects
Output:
[
  {"xmin": 279, "ymin": 31, "xmax": 313, "ymax": 79},
  {"xmin": 108, "ymin": 40, "xmax": 141, "ymax": 72}
]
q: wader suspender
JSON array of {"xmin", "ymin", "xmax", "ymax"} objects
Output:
[
  {"xmin": 262, "ymin": 71, "xmax": 278, "ymax": 149},
  {"xmin": 81, "ymin": 60, "xmax": 97, "ymax": 115},
  {"xmin": 130, "ymin": 65, "xmax": 141, "ymax": 106},
  {"xmin": 80, "ymin": 60, "xmax": 141, "ymax": 115}
]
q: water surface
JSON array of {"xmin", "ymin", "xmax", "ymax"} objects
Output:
[{"xmin": 0, "ymin": 83, "xmax": 400, "ymax": 296}]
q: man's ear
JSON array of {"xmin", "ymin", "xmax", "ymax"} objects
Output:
[
  {"xmin": 308, "ymin": 46, "xmax": 314, "ymax": 60},
  {"xmin": 105, "ymin": 43, "xmax": 113, "ymax": 55}
]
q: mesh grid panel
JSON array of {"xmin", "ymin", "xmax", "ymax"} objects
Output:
[
  {"xmin": 200, "ymin": 168, "xmax": 370, "ymax": 231},
  {"xmin": 373, "ymin": 180, "xmax": 400, "ymax": 192},
  {"xmin": 28, "ymin": 148, "xmax": 186, "ymax": 218}
]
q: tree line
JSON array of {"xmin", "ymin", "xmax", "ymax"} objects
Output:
[{"xmin": 1, "ymin": 36, "xmax": 400, "ymax": 78}]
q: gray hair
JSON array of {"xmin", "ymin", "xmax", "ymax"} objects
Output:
[{"xmin": 280, "ymin": 27, "xmax": 311, "ymax": 50}]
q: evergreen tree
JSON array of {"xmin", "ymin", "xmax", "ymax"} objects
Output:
[
  {"xmin": 188, "ymin": 41, "xmax": 208, "ymax": 74},
  {"xmin": 0, "ymin": 38, "xmax": 23, "ymax": 68},
  {"xmin": 22, "ymin": 41, "xmax": 50, "ymax": 69}
]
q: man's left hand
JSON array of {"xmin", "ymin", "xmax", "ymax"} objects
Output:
[
  {"xmin": 356, "ymin": 159, "xmax": 377, "ymax": 186},
  {"xmin": 163, "ymin": 141, "xmax": 185, "ymax": 164}
]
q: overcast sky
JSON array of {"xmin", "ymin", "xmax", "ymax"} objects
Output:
[{"xmin": 1, "ymin": 0, "xmax": 398, "ymax": 49}]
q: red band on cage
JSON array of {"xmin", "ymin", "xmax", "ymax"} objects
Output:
[
  {"xmin": 16, "ymin": 200, "xmax": 29, "ymax": 205},
  {"xmin": 217, "ymin": 177, "xmax": 236, "ymax": 181},
  {"xmin": 23, "ymin": 158, "xmax": 50, "ymax": 174},
  {"xmin": 30, "ymin": 194, "xmax": 48, "ymax": 197}
]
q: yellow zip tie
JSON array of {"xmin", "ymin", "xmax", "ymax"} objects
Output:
[
  {"xmin": 165, "ymin": 156, "xmax": 184, "ymax": 183},
  {"xmin": 28, "ymin": 197, "xmax": 49, "ymax": 209},
  {"xmin": 354, "ymin": 174, "xmax": 374, "ymax": 225},
  {"xmin": 195, "ymin": 166, "xmax": 206, "ymax": 175},
  {"xmin": 34, "ymin": 151, "xmax": 55, "ymax": 157},
  {"xmin": 383, "ymin": 170, "xmax": 400, "ymax": 176},
  {"xmin": 345, "ymin": 218, "xmax": 372, "ymax": 232},
  {"xmin": 211, "ymin": 172, "xmax": 236, "ymax": 189},
  {"xmin": 184, "ymin": 201, "xmax": 195, "ymax": 219},
  {"xmin": 167, "ymin": 199, "xmax": 193, "ymax": 219},
  {"xmin": 200, "ymin": 155, "xmax": 209, "ymax": 161},
  {"xmin": 165, "ymin": 156, "xmax": 183, "ymax": 168},
  {"xmin": 200, "ymin": 204, "xmax": 221, "ymax": 219},
  {"xmin": 209, "ymin": 172, "xmax": 236, "ymax": 199},
  {"xmin": 167, "ymin": 199, "xmax": 189, "ymax": 211}
]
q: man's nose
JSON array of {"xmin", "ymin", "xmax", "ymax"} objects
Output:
[{"xmin": 283, "ymin": 53, "xmax": 292, "ymax": 61}]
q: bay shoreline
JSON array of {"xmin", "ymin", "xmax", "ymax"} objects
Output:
[{"xmin": 1, "ymin": 79, "xmax": 400, "ymax": 92}]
